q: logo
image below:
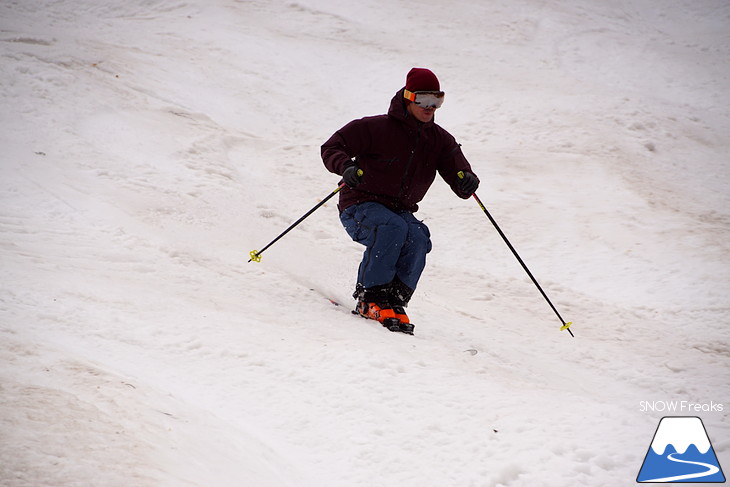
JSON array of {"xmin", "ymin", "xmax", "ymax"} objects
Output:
[{"xmin": 637, "ymin": 416, "xmax": 725, "ymax": 483}]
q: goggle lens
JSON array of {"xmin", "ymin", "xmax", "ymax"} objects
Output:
[{"xmin": 404, "ymin": 89, "xmax": 445, "ymax": 109}]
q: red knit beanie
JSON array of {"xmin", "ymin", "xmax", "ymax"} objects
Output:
[{"xmin": 405, "ymin": 67, "xmax": 440, "ymax": 92}]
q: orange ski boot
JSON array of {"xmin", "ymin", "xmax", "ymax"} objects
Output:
[
  {"xmin": 391, "ymin": 305, "xmax": 414, "ymax": 335},
  {"xmin": 355, "ymin": 302, "xmax": 414, "ymax": 335}
]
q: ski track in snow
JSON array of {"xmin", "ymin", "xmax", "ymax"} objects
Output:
[{"xmin": 1, "ymin": 0, "xmax": 729, "ymax": 486}]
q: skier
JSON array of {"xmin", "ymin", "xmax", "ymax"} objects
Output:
[{"xmin": 321, "ymin": 67, "xmax": 479, "ymax": 334}]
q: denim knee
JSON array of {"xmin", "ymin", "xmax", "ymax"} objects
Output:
[{"xmin": 340, "ymin": 202, "xmax": 409, "ymax": 247}]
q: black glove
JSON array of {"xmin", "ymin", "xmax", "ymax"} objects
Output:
[
  {"xmin": 458, "ymin": 171, "xmax": 479, "ymax": 195},
  {"xmin": 342, "ymin": 164, "xmax": 362, "ymax": 188}
]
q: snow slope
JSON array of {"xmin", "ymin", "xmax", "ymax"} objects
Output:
[{"xmin": 1, "ymin": 1, "xmax": 729, "ymax": 486}]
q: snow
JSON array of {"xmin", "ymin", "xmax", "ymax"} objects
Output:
[{"xmin": 1, "ymin": 0, "xmax": 729, "ymax": 486}]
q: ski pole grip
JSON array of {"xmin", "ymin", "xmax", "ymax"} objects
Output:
[{"xmin": 457, "ymin": 170, "xmax": 479, "ymax": 202}]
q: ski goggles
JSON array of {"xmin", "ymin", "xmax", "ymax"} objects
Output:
[{"xmin": 404, "ymin": 89, "xmax": 445, "ymax": 109}]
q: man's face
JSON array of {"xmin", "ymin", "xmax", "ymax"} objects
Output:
[{"xmin": 407, "ymin": 102, "xmax": 436, "ymax": 123}]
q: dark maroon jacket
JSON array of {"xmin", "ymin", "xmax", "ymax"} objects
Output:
[{"xmin": 321, "ymin": 88, "xmax": 478, "ymax": 213}]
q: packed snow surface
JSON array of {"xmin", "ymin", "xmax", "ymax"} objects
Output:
[{"xmin": 1, "ymin": 1, "xmax": 729, "ymax": 486}]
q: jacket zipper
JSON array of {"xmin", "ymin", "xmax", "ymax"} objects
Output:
[{"xmin": 398, "ymin": 125, "xmax": 422, "ymax": 200}]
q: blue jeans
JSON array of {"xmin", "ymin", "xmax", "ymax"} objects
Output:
[{"xmin": 339, "ymin": 202, "xmax": 432, "ymax": 290}]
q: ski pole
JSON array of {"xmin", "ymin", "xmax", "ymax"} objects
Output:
[
  {"xmin": 248, "ymin": 170, "xmax": 362, "ymax": 263},
  {"xmin": 458, "ymin": 171, "xmax": 574, "ymax": 337}
]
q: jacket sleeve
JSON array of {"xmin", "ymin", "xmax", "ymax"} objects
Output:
[
  {"xmin": 321, "ymin": 119, "xmax": 369, "ymax": 176},
  {"xmin": 438, "ymin": 133, "xmax": 480, "ymax": 199}
]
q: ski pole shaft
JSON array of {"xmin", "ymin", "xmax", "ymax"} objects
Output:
[
  {"xmin": 458, "ymin": 172, "xmax": 574, "ymax": 337},
  {"xmin": 249, "ymin": 182, "xmax": 344, "ymax": 262},
  {"xmin": 249, "ymin": 170, "xmax": 362, "ymax": 262}
]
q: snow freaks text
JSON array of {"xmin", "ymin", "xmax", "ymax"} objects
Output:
[{"xmin": 639, "ymin": 401, "xmax": 724, "ymax": 413}]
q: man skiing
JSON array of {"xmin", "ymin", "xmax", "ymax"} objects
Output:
[{"xmin": 321, "ymin": 67, "xmax": 479, "ymax": 334}]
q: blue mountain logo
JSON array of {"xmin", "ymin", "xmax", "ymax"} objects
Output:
[{"xmin": 637, "ymin": 416, "xmax": 725, "ymax": 483}]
